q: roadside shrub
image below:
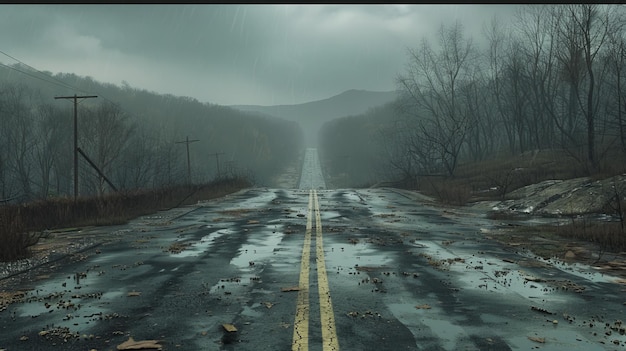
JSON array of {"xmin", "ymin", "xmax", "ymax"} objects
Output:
[
  {"xmin": 0, "ymin": 177, "xmax": 251, "ymax": 262},
  {"xmin": 438, "ymin": 183, "xmax": 472, "ymax": 206},
  {"xmin": 420, "ymin": 179, "xmax": 471, "ymax": 206},
  {"xmin": 0, "ymin": 212, "xmax": 41, "ymax": 261},
  {"xmin": 555, "ymin": 219, "xmax": 626, "ymax": 253}
]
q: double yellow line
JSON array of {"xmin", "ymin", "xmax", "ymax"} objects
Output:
[{"xmin": 292, "ymin": 189, "xmax": 339, "ymax": 351}]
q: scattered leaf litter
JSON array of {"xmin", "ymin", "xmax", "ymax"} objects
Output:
[
  {"xmin": 116, "ymin": 337, "xmax": 163, "ymax": 350},
  {"xmin": 222, "ymin": 324, "xmax": 237, "ymax": 332}
]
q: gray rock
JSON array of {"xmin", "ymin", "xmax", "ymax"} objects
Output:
[{"xmin": 489, "ymin": 175, "xmax": 626, "ymax": 216}]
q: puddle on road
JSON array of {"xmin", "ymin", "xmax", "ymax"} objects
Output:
[
  {"xmin": 170, "ymin": 228, "xmax": 235, "ymax": 258},
  {"xmin": 388, "ymin": 301, "xmax": 467, "ymax": 351},
  {"xmin": 411, "ymin": 240, "xmax": 559, "ymax": 300},
  {"xmin": 209, "ymin": 273, "xmax": 258, "ymax": 296},
  {"xmin": 13, "ymin": 271, "xmax": 125, "ymax": 335},
  {"xmin": 519, "ymin": 251, "xmax": 619, "ymax": 284},
  {"xmin": 206, "ymin": 227, "xmax": 288, "ymax": 297},
  {"xmin": 230, "ymin": 227, "xmax": 285, "ymax": 269},
  {"xmin": 508, "ymin": 329, "xmax": 607, "ymax": 351},
  {"xmin": 221, "ymin": 189, "xmax": 277, "ymax": 211},
  {"xmin": 324, "ymin": 241, "xmax": 393, "ymax": 273},
  {"xmin": 319, "ymin": 210, "xmax": 344, "ymax": 222},
  {"xmin": 323, "ymin": 239, "xmax": 397, "ymax": 293},
  {"xmin": 385, "ymin": 288, "xmax": 612, "ymax": 351},
  {"xmin": 419, "ymin": 316, "xmax": 466, "ymax": 350},
  {"xmin": 242, "ymin": 303, "xmax": 264, "ymax": 318},
  {"xmin": 341, "ymin": 191, "xmax": 364, "ymax": 203}
]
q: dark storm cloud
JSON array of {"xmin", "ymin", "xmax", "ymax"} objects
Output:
[{"xmin": 0, "ymin": 4, "xmax": 521, "ymax": 106}]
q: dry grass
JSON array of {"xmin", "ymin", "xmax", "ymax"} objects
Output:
[
  {"xmin": 0, "ymin": 214, "xmax": 41, "ymax": 262},
  {"xmin": 554, "ymin": 219, "xmax": 626, "ymax": 253},
  {"xmin": 419, "ymin": 180, "xmax": 471, "ymax": 206},
  {"xmin": 417, "ymin": 148, "xmax": 624, "ymax": 205},
  {"xmin": 417, "ymin": 148, "xmax": 626, "ymax": 254},
  {"xmin": 0, "ymin": 177, "xmax": 250, "ymax": 261}
]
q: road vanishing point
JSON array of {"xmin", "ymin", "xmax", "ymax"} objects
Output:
[{"xmin": 1, "ymin": 148, "xmax": 625, "ymax": 350}]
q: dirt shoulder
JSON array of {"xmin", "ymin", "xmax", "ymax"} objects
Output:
[
  {"xmin": 480, "ymin": 218, "xmax": 626, "ymax": 281},
  {"xmin": 459, "ymin": 172, "xmax": 626, "ymax": 280}
]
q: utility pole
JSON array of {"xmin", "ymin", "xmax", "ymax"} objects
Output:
[
  {"xmin": 175, "ymin": 136, "xmax": 199, "ymax": 184},
  {"xmin": 54, "ymin": 94, "xmax": 97, "ymax": 200},
  {"xmin": 209, "ymin": 152, "xmax": 225, "ymax": 179}
]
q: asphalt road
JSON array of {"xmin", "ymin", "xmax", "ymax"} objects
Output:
[{"xmin": 1, "ymin": 149, "xmax": 625, "ymax": 351}]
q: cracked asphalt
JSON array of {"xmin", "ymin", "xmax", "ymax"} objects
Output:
[{"xmin": 1, "ymin": 149, "xmax": 625, "ymax": 351}]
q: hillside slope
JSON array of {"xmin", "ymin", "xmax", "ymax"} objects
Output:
[{"xmin": 232, "ymin": 89, "xmax": 398, "ymax": 146}]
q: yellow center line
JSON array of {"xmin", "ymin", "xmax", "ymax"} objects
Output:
[
  {"xmin": 292, "ymin": 189, "xmax": 340, "ymax": 350},
  {"xmin": 314, "ymin": 189, "xmax": 340, "ymax": 351},
  {"xmin": 292, "ymin": 190, "xmax": 313, "ymax": 351}
]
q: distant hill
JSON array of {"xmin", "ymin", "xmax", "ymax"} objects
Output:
[
  {"xmin": 0, "ymin": 64, "xmax": 304, "ymax": 190},
  {"xmin": 231, "ymin": 89, "xmax": 399, "ymax": 146}
]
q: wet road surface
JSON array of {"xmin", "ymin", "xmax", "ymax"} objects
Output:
[
  {"xmin": 298, "ymin": 148, "xmax": 326, "ymax": 190},
  {"xmin": 1, "ymin": 151, "xmax": 626, "ymax": 350}
]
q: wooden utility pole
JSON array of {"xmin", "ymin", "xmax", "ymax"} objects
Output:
[
  {"xmin": 209, "ymin": 152, "xmax": 225, "ymax": 178},
  {"xmin": 175, "ymin": 136, "xmax": 199, "ymax": 184},
  {"xmin": 77, "ymin": 147, "xmax": 118, "ymax": 192},
  {"xmin": 54, "ymin": 94, "xmax": 97, "ymax": 200}
]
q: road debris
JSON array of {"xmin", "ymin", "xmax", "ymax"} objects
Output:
[
  {"xmin": 531, "ymin": 306, "xmax": 555, "ymax": 315},
  {"xmin": 165, "ymin": 242, "xmax": 190, "ymax": 254},
  {"xmin": 222, "ymin": 323, "xmax": 237, "ymax": 332},
  {"xmin": 528, "ymin": 336, "xmax": 545, "ymax": 343},
  {"xmin": 116, "ymin": 337, "xmax": 163, "ymax": 350},
  {"xmin": 0, "ymin": 291, "xmax": 27, "ymax": 312},
  {"xmin": 355, "ymin": 265, "xmax": 383, "ymax": 272},
  {"xmin": 347, "ymin": 310, "xmax": 381, "ymax": 318},
  {"xmin": 221, "ymin": 324, "xmax": 238, "ymax": 344}
]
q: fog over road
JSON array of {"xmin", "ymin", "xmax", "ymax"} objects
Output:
[
  {"xmin": 1, "ymin": 149, "xmax": 625, "ymax": 350},
  {"xmin": 298, "ymin": 148, "xmax": 326, "ymax": 190}
]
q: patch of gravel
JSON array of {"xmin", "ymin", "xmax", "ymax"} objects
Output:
[{"xmin": 0, "ymin": 233, "xmax": 103, "ymax": 283}]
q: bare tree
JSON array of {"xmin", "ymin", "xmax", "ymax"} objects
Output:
[
  {"xmin": 32, "ymin": 103, "xmax": 67, "ymax": 198},
  {"xmin": 557, "ymin": 5, "xmax": 619, "ymax": 169},
  {"xmin": 0, "ymin": 84, "xmax": 38, "ymax": 200},
  {"xmin": 603, "ymin": 15, "xmax": 626, "ymax": 153},
  {"xmin": 485, "ymin": 15, "xmax": 518, "ymax": 155},
  {"xmin": 397, "ymin": 21, "xmax": 476, "ymax": 176},
  {"xmin": 378, "ymin": 114, "xmax": 421, "ymax": 186},
  {"xmin": 514, "ymin": 5, "xmax": 562, "ymax": 152},
  {"xmin": 80, "ymin": 101, "xmax": 135, "ymax": 195}
]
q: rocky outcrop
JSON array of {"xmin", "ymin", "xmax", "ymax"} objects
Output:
[{"xmin": 488, "ymin": 175, "xmax": 626, "ymax": 216}]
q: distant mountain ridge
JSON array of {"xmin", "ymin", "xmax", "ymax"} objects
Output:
[
  {"xmin": 231, "ymin": 89, "xmax": 399, "ymax": 146},
  {"xmin": 231, "ymin": 89, "xmax": 398, "ymax": 119}
]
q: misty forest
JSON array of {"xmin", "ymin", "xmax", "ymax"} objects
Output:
[
  {"xmin": 322, "ymin": 5, "xmax": 626, "ymax": 189},
  {"xmin": 2, "ymin": 4, "xmax": 626, "ymax": 204},
  {"xmin": 0, "ymin": 72, "xmax": 302, "ymax": 201}
]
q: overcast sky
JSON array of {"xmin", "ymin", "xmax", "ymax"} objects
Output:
[{"xmin": 0, "ymin": 4, "xmax": 521, "ymax": 106}]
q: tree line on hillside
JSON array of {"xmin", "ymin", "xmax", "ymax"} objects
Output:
[
  {"xmin": 318, "ymin": 103, "xmax": 396, "ymax": 188},
  {"xmin": 0, "ymin": 68, "xmax": 303, "ymax": 203},
  {"xmin": 320, "ymin": 5, "xmax": 626, "ymax": 187}
]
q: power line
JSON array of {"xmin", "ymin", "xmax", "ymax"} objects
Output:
[
  {"xmin": 0, "ymin": 50, "xmax": 127, "ymax": 108},
  {"xmin": 175, "ymin": 136, "xmax": 200, "ymax": 184},
  {"xmin": 0, "ymin": 50, "xmax": 142, "ymax": 122},
  {"xmin": 0, "ymin": 61, "xmax": 81, "ymax": 92},
  {"xmin": 0, "ymin": 50, "xmax": 90, "ymax": 93}
]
